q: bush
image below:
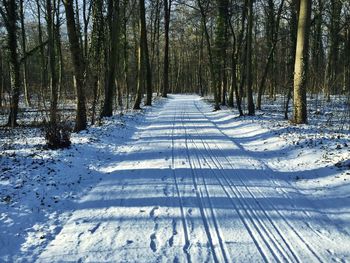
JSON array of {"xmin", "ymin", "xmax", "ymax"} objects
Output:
[{"xmin": 44, "ymin": 122, "xmax": 72, "ymax": 150}]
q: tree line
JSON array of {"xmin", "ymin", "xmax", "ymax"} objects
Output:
[{"xmin": 0, "ymin": 0, "xmax": 349, "ymax": 132}]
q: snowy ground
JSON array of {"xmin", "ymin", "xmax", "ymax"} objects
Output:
[{"xmin": 1, "ymin": 94, "xmax": 349, "ymax": 262}]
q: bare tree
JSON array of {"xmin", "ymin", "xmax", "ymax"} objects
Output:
[
  {"xmin": 246, "ymin": 0, "xmax": 255, "ymax": 115},
  {"xmin": 293, "ymin": 0, "xmax": 312, "ymax": 124},
  {"xmin": 63, "ymin": 0, "xmax": 87, "ymax": 131},
  {"xmin": 101, "ymin": 0, "xmax": 119, "ymax": 117},
  {"xmin": 0, "ymin": 0, "xmax": 21, "ymax": 127},
  {"xmin": 162, "ymin": 0, "xmax": 171, "ymax": 98}
]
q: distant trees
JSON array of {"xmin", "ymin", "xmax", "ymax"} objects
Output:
[
  {"xmin": 0, "ymin": 0, "xmax": 349, "ymax": 130},
  {"xmin": 326, "ymin": 0, "xmax": 342, "ymax": 101}
]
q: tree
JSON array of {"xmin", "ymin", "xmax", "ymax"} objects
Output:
[
  {"xmin": 256, "ymin": 0, "xmax": 285, "ymax": 110},
  {"xmin": 214, "ymin": 0, "xmax": 229, "ymax": 106},
  {"xmin": 198, "ymin": 0, "xmax": 219, "ymax": 110},
  {"xmin": 310, "ymin": 0, "xmax": 325, "ymax": 96},
  {"xmin": 344, "ymin": 11, "xmax": 350, "ymax": 100},
  {"xmin": 284, "ymin": 0, "xmax": 298, "ymax": 120},
  {"xmin": 46, "ymin": 0, "xmax": 58, "ymax": 124},
  {"xmin": 63, "ymin": 0, "xmax": 87, "ymax": 131},
  {"xmin": 134, "ymin": 0, "xmax": 152, "ymax": 109},
  {"xmin": 19, "ymin": 0, "xmax": 30, "ymax": 106},
  {"xmin": 162, "ymin": 0, "xmax": 171, "ymax": 98},
  {"xmin": 0, "ymin": 0, "xmax": 21, "ymax": 127},
  {"xmin": 228, "ymin": 16, "xmax": 243, "ymax": 116},
  {"xmin": 293, "ymin": 0, "xmax": 312, "ymax": 124},
  {"xmin": 246, "ymin": 0, "xmax": 255, "ymax": 115},
  {"xmin": 326, "ymin": 0, "xmax": 342, "ymax": 101},
  {"xmin": 101, "ymin": 0, "xmax": 119, "ymax": 117},
  {"xmin": 35, "ymin": 0, "xmax": 48, "ymax": 106},
  {"xmin": 0, "ymin": 47, "xmax": 3, "ymax": 108},
  {"xmin": 89, "ymin": 0, "xmax": 104, "ymax": 124}
]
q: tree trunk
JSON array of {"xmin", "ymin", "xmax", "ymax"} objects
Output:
[
  {"xmin": 0, "ymin": 0, "xmax": 21, "ymax": 127},
  {"xmin": 284, "ymin": 0, "xmax": 298, "ymax": 120},
  {"xmin": 63, "ymin": 0, "xmax": 87, "ymax": 131},
  {"xmin": 293, "ymin": 0, "xmax": 311, "ymax": 124},
  {"xmin": 89, "ymin": 0, "xmax": 104, "ymax": 124},
  {"xmin": 162, "ymin": 0, "xmax": 171, "ymax": 98},
  {"xmin": 198, "ymin": 0, "xmax": 220, "ymax": 110},
  {"xmin": 35, "ymin": 0, "xmax": 48, "ymax": 108},
  {"xmin": 0, "ymin": 48, "xmax": 3, "ymax": 107},
  {"xmin": 214, "ymin": 0, "xmax": 229, "ymax": 107},
  {"xmin": 19, "ymin": 0, "xmax": 30, "ymax": 107},
  {"xmin": 133, "ymin": 37, "xmax": 143, "ymax": 109},
  {"xmin": 101, "ymin": 0, "xmax": 119, "ymax": 117},
  {"xmin": 122, "ymin": 0, "xmax": 130, "ymax": 109},
  {"xmin": 140, "ymin": 0, "xmax": 152, "ymax": 106},
  {"xmin": 326, "ymin": 0, "xmax": 342, "ymax": 101},
  {"xmin": 46, "ymin": 0, "xmax": 58, "ymax": 124},
  {"xmin": 228, "ymin": 19, "xmax": 243, "ymax": 116},
  {"xmin": 54, "ymin": 0, "xmax": 64, "ymax": 102},
  {"xmin": 256, "ymin": 0, "xmax": 285, "ymax": 110},
  {"xmin": 246, "ymin": 0, "xmax": 255, "ymax": 115}
]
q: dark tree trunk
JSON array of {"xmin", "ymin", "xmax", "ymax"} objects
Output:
[
  {"xmin": 63, "ymin": 0, "xmax": 87, "ymax": 131},
  {"xmin": 46, "ymin": 0, "xmax": 58, "ymax": 124},
  {"xmin": 0, "ymin": 0, "xmax": 21, "ymax": 127},
  {"xmin": 162, "ymin": 0, "xmax": 171, "ymax": 98},
  {"xmin": 0, "ymin": 48, "xmax": 3, "ymax": 107},
  {"xmin": 19, "ymin": 0, "xmax": 30, "ymax": 107},
  {"xmin": 198, "ymin": 0, "xmax": 220, "ymax": 110},
  {"xmin": 284, "ymin": 0, "xmax": 298, "ymax": 120},
  {"xmin": 246, "ymin": 0, "xmax": 255, "ymax": 115},
  {"xmin": 35, "ymin": 0, "xmax": 48, "ymax": 107},
  {"xmin": 141, "ymin": 0, "xmax": 152, "ymax": 106},
  {"xmin": 101, "ymin": 0, "xmax": 120, "ymax": 117},
  {"xmin": 89, "ymin": 0, "xmax": 104, "ymax": 124},
  {"xmin": 214, "ymin": 0, "xmax": 229, "ymax": 107}
]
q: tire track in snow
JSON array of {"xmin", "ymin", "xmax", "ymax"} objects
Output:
[
  {"xmin": 180, "ymin": 108, "xmax": 229, "ymax": 263},
  {"xmin": 170, "ymin": 107, "xmax": 192, "ymax": 263},
  {"xmin": 192, "ymin": 100, "xmax": 325, "ymax": 262},
  {"xmin": 189, "ymin": 122, "xmax": 296, "ymax": 262},
  {"xmin": 195, "ymin": 100, "xmax": 327, "ymax": 262},
  {"xmin": 181, "ymin": 109, "xmax": 270, "ymax": 262}
]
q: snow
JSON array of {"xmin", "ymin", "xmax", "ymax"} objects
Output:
[{"xmin": 1, "ymin": 94, "xmax": 349, "ymax": 262}]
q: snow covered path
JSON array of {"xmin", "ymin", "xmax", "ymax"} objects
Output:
[{"xmin": 37, "ymin": 95, "xmax": 349, "ymax": 262}]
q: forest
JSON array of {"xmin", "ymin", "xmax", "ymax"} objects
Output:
[
  {"xmin": 0, "ymin": 0, "xmax": 349, "ymax": 132},
  {"xmin": 0, "ymin": 0, "xmax": 350, "ymax": 262}
]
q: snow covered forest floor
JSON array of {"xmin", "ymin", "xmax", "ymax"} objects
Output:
[{"xmin": 0, "ymin": 94, "xmax": 349, "ymax": 262}]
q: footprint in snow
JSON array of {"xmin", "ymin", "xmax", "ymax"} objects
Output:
[
  {"xmin": 168, "ymin": 219, "xmax": 178, "ymax": 247},
  {"xmin": 150, "ymin": 206, "xmax": 159, "ymax": 218},
  {"xmin": 88, "ymin": 223, "xmax": 101, "ymax": 234},
  {"xmin": 150, "ymin": 233, "xmax": 157, "ymax": 252}
]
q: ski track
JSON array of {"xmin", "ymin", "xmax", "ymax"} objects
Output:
[{"xmin": 37, "ymin": 95, "xmax": 350, "ymax": 263}]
